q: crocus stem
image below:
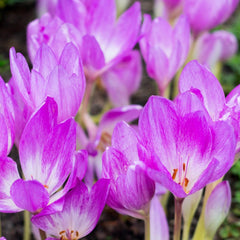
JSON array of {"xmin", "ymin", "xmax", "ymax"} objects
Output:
[
  {"xmin": 23, "ymin": 211, "xmax": 30, "ymax": 240},
  {"xmin": 144, "ymin": 215, "xmax": 150, "ymax": 240},
  {"xmin": 182, "ymin": 219, "xmax": 191, "ymax": 240},
  {"xmin": 174, "ymin": 197, "xmax": 184, "ymax": 240}
]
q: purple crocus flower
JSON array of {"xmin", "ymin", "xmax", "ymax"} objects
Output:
[
  {"xmin": 9, "ymin": 43, "xmax": 85, "ymax": 143},
  {"xmin": 140, "ymin": 14, "xmax": 190, "ymax": 96},
  {"xmin": 0, "ymin": 98, "xmax": 87, "ymax": 213},
  {"xmin": 179, "ymin": 60, "xmax": 240, "ymax": 157},
  {"xmin": 184, "ymin": 0, "xmax": 239, "ymax": 35},
  {"xmin": 102, "ymin": 121, "xmax": 155, "ymax": 219},
  {"xmin": 27, "ymin": 0, "xmax": 142, "ymax": 106},
  {"xmin": 193, "ymin": 30, "xmax": 238, "ymax": 68},
  {"xmin": 138, "ymin": 95, "xmax": 236, "ymax": 198},
  {"xmin": 31, "ymin": 179, "xmax": 109, "ymax": 240}
]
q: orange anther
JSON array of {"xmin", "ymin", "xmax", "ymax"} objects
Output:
[
  {"xmin": 183, "ymin": 163, "xmax": 186, "ymax": 172},
  {"xmin": 184, "ymin": 178, "xmax": 189, "ymax": 187},
  {"xmin": 172, "ymin": 169, "xmax": 178, "ymax": 180}
]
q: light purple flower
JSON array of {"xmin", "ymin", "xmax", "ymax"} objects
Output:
[
  {"xmin": 204, "ymin": 181, "xmax": 231, "ymax": 238},
  {"xmin": 32, "ymin": 179, "xmax": 109, "ymax": 240},
  {"xmin": 9, "ymin": 43, "xmax": 85, "ymax": 143},
  {"xmin": 193, "ymin": 30, "xmax": 238, "ymax": 68},
  {"xmin": 179, "ymin": 60, "xmax": 240, "ymax": 156},
  {"xmin": 138, "ymin": 95, "xmax": 236, "ymax": 198},
  {"xmin": 102, "ymin": 121, "xmax": 155, "ymax": 219},
  {"xmin": 184, "ymin": 0, "xmax": 239, "ymax": 35},
  {"xmin": 0, "ymin": 98, "xmax": 87, "ymax": 213},
  {"xmin": 27, "ymin": 0, "xmax": 142, "ymax": 106},
  {"xmin": 140, "ymin": 14, "xmax": 190, "ymax": 95}
]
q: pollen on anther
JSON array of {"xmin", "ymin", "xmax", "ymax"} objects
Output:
[
  {"xmin": 59, "ymin": 230, "xmax": 66, "ymax": 235},
  {"xmin": 172, "ymin": 169, "xmax": 178, "ymax": 180},
  {"xmin": 183, "ymin": 163, "xmax": 186, "ymax": 172},
  {"xmin": 184, "ymin": 178, "xmax": 189, "ymax": 187}
]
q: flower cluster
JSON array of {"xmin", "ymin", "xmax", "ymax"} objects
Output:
[{"xmin": 0, "ymin": 0, "xmax": 239, "ymax": 239}]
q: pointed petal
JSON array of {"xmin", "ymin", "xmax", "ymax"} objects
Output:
[
  {"xmin": 19, "ymin": 98, "xmax": 58, "ymax": 181},
  {"xmin": 9, "ymin": 48, "xmax": 32, "ymax": 105},
  {"xmin": 41, "ymin": 118, "xmax": 76, "ymax": 194},
  {"xmin": 32, "ymin": 44, "xmax": 58, "ymax": 79},
  {"xmin": 10, "ymin": 179, "xmax": 49, "ymax": 212},
  {"xmin": 46, "ymin": 65, "xmax": 84, "ymax": 121},
  {"xmin": 80, "ymin": 35, "xmax": 105, "ymax": 79},
  {"xmin": 139, "ymin": 96, "xmax": 178, "ymax": 170},
  {"xmin": 87, "ymin": 0, "xmax": 116, "ymax": 51},
  {"xmin": 104, "ymin": 2, "xmax": 141, "ymax": 62},
  {"xmin": 179, "ymin": 60, "xmax": 225, "ymax": 120}
]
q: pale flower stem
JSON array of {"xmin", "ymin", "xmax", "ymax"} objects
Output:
[
  {"xmin": 23, "ymin": 211, "xmax": 31, "ymax": 240},
  {"xmin": 144, "ymin": 215, "xmax": 150, "ymax": 240},
  {"xmin": 174, "ymin": 197, "xmax": 184, "ymax": 240},
  {"xmin": 182, "ymin": 219, "xmax": 191, "ymax": 240}
]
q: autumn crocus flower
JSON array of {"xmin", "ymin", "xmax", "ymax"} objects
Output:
[
  {"xmin": 102, "ymin": 121, "xmax": 155, "ymax": 219},
  {"xmin": 138, "ymin": 95, "xmax": 236, "ymax": 198},
  {"xmin": 140, "ymin": 14, "xmax": 190, "ymax": 96},
  {"xmin": 0, "ymin": 98, "xmax": 87, "ymax": 213},
  {"xmin": 184, "ymin": 0, "xmax": 239, "ymax": 36},
  {"xmin": 193, "ymin": 30, "xmax": 238, "ymax": 69},
  {"xmin": 9, "ymin": 43, "xmax": 85, "ymax": 143},
  {"xmin": 27, "ymin": 0, "xmax": 142, "ymax": 107},
  {"xmin": 32, "ymin": 179, "xmax": 109, "ymax": 240}
]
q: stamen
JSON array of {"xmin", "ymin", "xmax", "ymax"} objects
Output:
[
  {"xmin": 183, "ymin": 163, "xmax": 186, "ymax": 172},
  {"xmin": 43, "ymin": 184, "xmax": 49, "ymax": 189},
  {"xmin": 172, "ymin": 169, "xmax": 178, "ymax": 180},
  {"xmin": 184, "ymin": 178, "xmax": 189, "ymax": 187},
  {"xmin": 76, "ymin": 231, "xmax": 79, "ymax": 237},
  {"xmin": 59, "ymin": 231, "xmax": 66, "ymax": 235}
]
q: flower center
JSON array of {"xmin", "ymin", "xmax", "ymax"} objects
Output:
[
  {"xmin": 59, "ymin": 230, "xmax": 80, "ymax": 240},
  {"xmin": 171, "ymin": 163, "xmax": 189, "ymax": 194}
]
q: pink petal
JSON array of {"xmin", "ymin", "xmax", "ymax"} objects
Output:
[
  {"xmin": 87, "ymin": 0, "xmax": 116, "ymax": 51},
  {"xmin": 32, "ymin": 179, "xmax": 109, "ymax": 238},
  {"xmin": 179, "ymin": 60, "xmax": 225, "ymax": 120},
  {"xmin": 104, "ymin": 2, "xmax": 141, "ymax": 62},
  {"xmin": 0, "ymin": 157, "xmax": 21, "ymax": 213},
  {"xmin": 80, "ymin": 35, "xmax": 105, "ymax": 80},
  {"xmin": 10, "ymin": 179, "xmax": 49, "ymax": 212},
  {"xmin": 19, "ymin": 97, "xmax": 58, "ymax": 181},
  {"xmin": 102, "ymin": 50, "xmax": 142, "ymax": 107}
]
